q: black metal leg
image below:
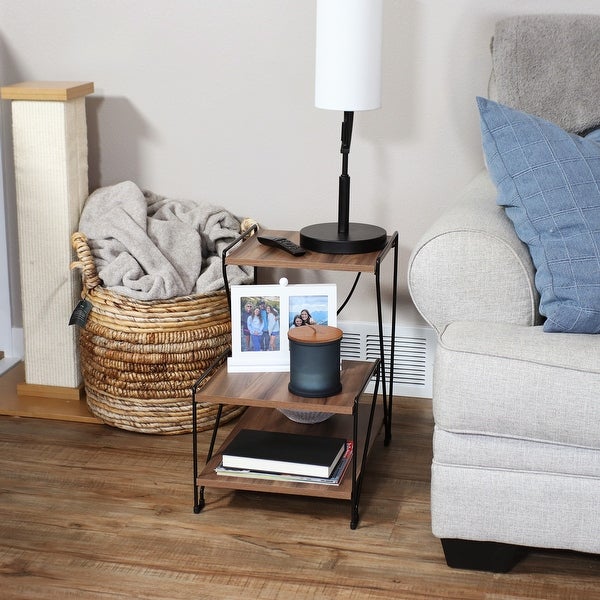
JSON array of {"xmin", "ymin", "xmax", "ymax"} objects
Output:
[
  {"xmin": 192, "ymin": 390, "xmax": 206, "ymax": 514},
  {"xmin": 193, "ymin": 491, "xmax": 205, "ymax": 514},
  {"xmin": 192, "ymin": 387, "xmax": 201, "ymax": 513},
  {"xmin": 387, "ymin": 233, "xmax": 398, "ymax": 444},
  {"xmin": 375, "ymin": 258, "xmax": 388, "ymax": 443},
  {"xmin": 375, "ymin": 233, "xmax": 398, "ymax": 447},
  {"xmin": 348, "ymin": 360, "xmax": 380, "ymax": 529},
  {"xmin": 191, "ymin": 349, "xmax": 230, "ymax": 514},
  {"xmin": 193, "ymin": 403, "xmax": 224, "ymax": 514},
  {"xmin": 350, "ymin": 386, "xmax": 359, "ymax": 529}
]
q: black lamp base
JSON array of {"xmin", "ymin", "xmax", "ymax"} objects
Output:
[{"xmin": 299, "ymin": 222, "xmax": 387, "ymax": 254}]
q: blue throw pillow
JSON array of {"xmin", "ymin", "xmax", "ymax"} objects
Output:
[{"xmin": 477, "ymin": 97, "xmax": 600, "ymax": 333}]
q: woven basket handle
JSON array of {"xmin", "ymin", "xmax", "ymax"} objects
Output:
[{"xmin": 71, "ymin": 232, "xmax": 102, "ymax": 292}]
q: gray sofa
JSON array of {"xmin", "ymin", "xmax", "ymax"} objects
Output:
[
  {"xmin": 408, "ymin": 170, "xmax": 600, "ymax": 571},
  {"xmin": 407, "ymin": 14, "xmax": 600, "ymax": 572}
]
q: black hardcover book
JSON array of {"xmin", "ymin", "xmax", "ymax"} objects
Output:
[{"xmin": 222, "ymin": 429, "xmax": 347, "ymax": 478}]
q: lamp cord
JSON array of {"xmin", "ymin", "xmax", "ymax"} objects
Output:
[{"xmin": 337, "ymin": 271, "xmax": 361, "ymax": 316}]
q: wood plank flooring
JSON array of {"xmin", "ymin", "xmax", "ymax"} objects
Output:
[{"xmin": 0, "ymin": 398, "xmax": 598, "ymax": 599}]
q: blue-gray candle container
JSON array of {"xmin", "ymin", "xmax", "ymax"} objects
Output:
[{"xmin": 288, "ymin": 325, "xmax": 343, "ymax": 398}]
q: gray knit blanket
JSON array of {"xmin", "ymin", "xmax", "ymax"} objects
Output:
[
  {"xmin": 492, "ymin": 14, "xmax": 600, "ymax": 134},
  {"xmin": 79, "ymin": 181, "xmax": 252, "ymax": 300}
]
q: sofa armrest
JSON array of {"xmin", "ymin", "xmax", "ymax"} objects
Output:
[{"xmin": 408, "ymin": 170, "xmax": 541, "ymax": 335}]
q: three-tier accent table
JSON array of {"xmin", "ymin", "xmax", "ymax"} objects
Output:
[{"xmin": 191, "ymin": 227, "xmax": 398, "ymax": 528}]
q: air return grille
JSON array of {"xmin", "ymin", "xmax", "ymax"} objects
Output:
[{"xmin": 338, "ymin": 320, "xmax": 436, "ymax": 398}]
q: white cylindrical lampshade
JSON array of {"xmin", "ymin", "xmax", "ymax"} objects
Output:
[{"xmin": 315, "ymin": 0, "xmax": 383, "ymax": 111}]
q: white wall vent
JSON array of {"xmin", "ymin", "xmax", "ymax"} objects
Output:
[{"xmin": 338, "ymin": 320, "xmax": 436, "ymax": 398}]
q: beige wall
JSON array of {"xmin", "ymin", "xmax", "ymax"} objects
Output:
[{"xmin": 2, "ymin": 0, "xmax": 600, "ymax": 331}]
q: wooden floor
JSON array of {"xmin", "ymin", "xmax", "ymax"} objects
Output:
[{"xmin": 0, "ymin": 398, "xmax": 598, "ymax": 599}]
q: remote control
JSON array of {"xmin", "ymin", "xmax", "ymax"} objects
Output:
[{"xmin": 257, "ymin": 235, "xmax": 306, "ymax": 256}]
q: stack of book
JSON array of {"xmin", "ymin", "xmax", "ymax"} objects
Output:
[{"xmin": 215, "ymin": 429, "xmax": 353, "ymax": 486}]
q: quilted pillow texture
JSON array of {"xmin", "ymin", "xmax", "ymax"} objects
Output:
[{"xmin": 477, "ymin": 97, "xmax": 600, "ymax": 333}]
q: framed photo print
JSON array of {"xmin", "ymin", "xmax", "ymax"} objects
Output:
[{"xmin": 228, "ymin": 281, "xmax": 337, "ymax": 372}]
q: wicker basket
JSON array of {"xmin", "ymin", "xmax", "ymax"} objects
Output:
[{"xmin": 70, "ymin": 232, "xmax": 244, "ymax": 434}]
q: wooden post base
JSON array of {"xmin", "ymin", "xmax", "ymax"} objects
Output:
[
  {"xmin": 0, "ymin": 362, "xmax": 100, "ymax": 424},
  {"xmin": 17, "ymin": 382, "xmax": 84, "ymax": 401}
]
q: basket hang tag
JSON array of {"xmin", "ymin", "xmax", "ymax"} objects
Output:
[{"xmin": 69, "ymin": 298, "xmax": 92, "ymax": 327}]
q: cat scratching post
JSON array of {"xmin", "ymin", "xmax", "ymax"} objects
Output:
[{"xmin": 1, "ymin": 81, "xmax": 94, "ymax": 402}]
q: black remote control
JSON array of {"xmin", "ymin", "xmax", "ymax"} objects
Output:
[{"xmin": 257, "ymin": 235, "xmax": 306, "ymax": 256}]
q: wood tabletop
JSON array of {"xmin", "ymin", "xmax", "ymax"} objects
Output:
[
  {"xmin": 225, "ymin": 229, "xmax": 396, "ymax": 273},
  {"xmin": 195, "ymin": 359, "xmax": 378, "ymax": 415}
]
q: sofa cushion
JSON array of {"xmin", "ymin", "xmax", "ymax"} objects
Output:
[
  {"xmin": 477, "ymin": 97, "xmax": 600, "ymax": 333},
  {"xmin": 433, "ymin": 428, "xmax": 600, "ymax": 479},
  {"xmin": 434, "ymin": 321, "xmax": 600, "ymax": 449}
]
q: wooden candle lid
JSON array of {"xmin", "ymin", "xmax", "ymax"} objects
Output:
[{"xmin": 288, "ymin": 324, "xmax": 343, "ymax": 345}]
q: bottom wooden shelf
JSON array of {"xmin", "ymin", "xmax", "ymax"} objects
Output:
[{"xmin": 197, "ymin": 403, "xmax": 384, "ymax": 501}]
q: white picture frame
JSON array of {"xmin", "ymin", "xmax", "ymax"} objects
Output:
[{"xmin": 227, "ymin": 281, "xmax": 337, "ymax": 372}]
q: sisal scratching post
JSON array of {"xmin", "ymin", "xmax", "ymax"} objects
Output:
[{"xmin": 1, "ymin": 81, "xmax": 94, "ymax": 400}]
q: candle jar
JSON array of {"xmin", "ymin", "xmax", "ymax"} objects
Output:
[{"xmin": 287, "ymin": 325, "xmax": 343, "ymax": 397}]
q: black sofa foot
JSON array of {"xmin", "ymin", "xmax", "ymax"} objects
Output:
[{"xmin": 441, "ymin": 538, "xmax": 528, "ymax": 572}]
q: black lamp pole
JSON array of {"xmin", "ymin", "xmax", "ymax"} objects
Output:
[
  {"xmin": 300, "ymin": 111, "xmax": 387, "ymax": 254},
  {"xmin": 338, "ymin": 111, "xmax": 353, "ymax": 236}
]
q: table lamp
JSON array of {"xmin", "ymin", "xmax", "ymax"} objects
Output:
[{"xmin": 300, "ymin": 0, "xmax": 387, "ymax": 254}]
